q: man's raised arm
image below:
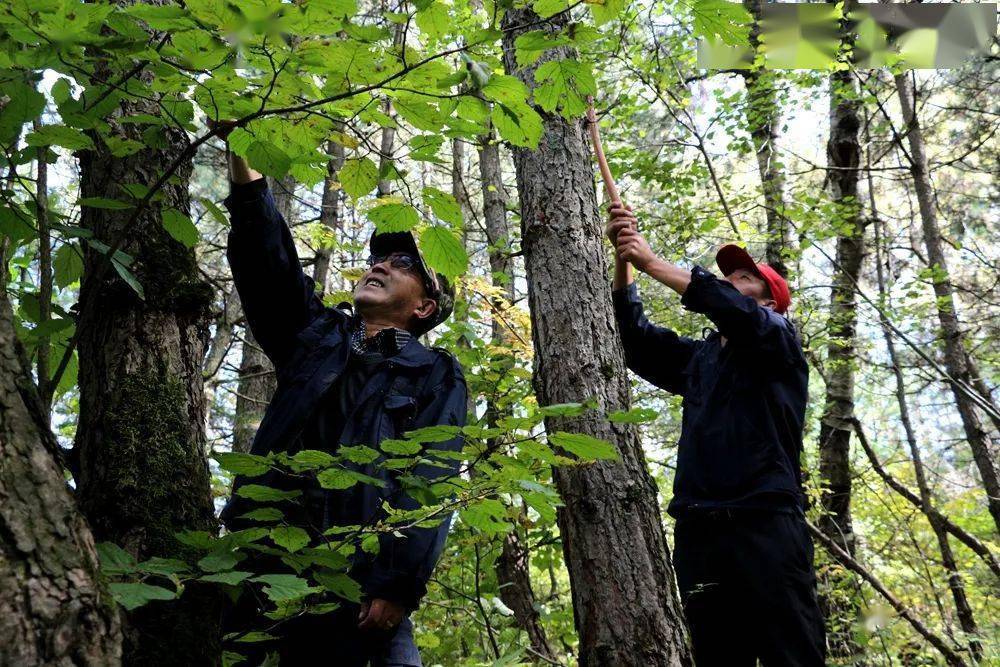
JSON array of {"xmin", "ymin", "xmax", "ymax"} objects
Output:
[
  {"xmin": 214, "ymin": 121, "xmax": 326, "ymax": 370},
  {"xmin": 607, "ymin": 204, "xmax": 697, "ymax": 394}
]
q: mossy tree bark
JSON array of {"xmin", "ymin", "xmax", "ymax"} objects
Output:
[
  {"xmin": 818, "ymin": 66, "xmax": 866, "ymax": 662},
  {"xmin": 72, "ymin": 12, "xmax": 220, "ymax": 661},
  {"xmin": 502, "ymin": 8, "xmax": 692, "ymax": 665}
]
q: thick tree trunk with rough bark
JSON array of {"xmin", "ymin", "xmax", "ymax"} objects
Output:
[
  {"xmin": 818, "ymin": 68, "xmax": 866, "ymax": 661},
  {"xmin": 73, "ymin": 28, "xmax": 219, "ymax": 662},
  {"xmin": 502, "ymin": 9, "xmax": 692, "ymax": 665},
  {"xmin": 0, "ymin": 278, "xmax": 122, "ymax": 666},
  {"xmin": 894, "ymin": 72, "xmax": 1000, "ymax": 534}
]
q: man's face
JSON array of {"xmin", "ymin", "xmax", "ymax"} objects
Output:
[
  {"xmin": 724, "ymin": 268, "xmax": 776, "ymax": 310},
  {"xmin": 354, "ymin": 252, "xmax": 436, "ymax": 329}
]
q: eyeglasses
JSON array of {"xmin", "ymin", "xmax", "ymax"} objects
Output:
[
  {"xmin": 365, "ymin": 252, "xmax": 440, "ymax": 297},
  {"xmin": 366, "ymin": 252, "xmax": 420, "ymax": 272}
]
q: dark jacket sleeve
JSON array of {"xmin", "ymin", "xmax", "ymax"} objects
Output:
[
  {"xmin": 613, "ymin": 282, "xmax": 699, "ymax": 395},
  {"xmin": 364, "ymin": 354, "xmax": 468, "ymax": 610},
  {"xmin": 681, "ymin": 265, "xmax": 803, "ymax": 366},
  {"xmin": 224, "ymin": 178, "xmax": 326, "ymax": 370}
]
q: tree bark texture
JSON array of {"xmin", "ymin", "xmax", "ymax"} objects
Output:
[
  {"xmin": 0, "ymin": 279, "xmax": 122, "ymax": 666},
  {"xmin": 502, "ymin": 9, "xmax": 692, "ymax": 666},
  {"xmin": 73, "ymin": 21, "xmax": 220, "ymax": 662},
  {"xmin": 743, "ymin": 0, "xmax": 792, "ymax": 263},
  {"xmin": 894, "ymin": 72, "xmax": 1000, "ymax": 534},
  {"xmin": 476, "ymin": 130, "xmax": 556, "ymax": 662},
  {"xmin": 818, "ymin": 68, "xmax": 866, "ymax": 660}
]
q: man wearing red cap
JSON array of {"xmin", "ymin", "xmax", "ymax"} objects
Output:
[{"xmin": 606, "ymin": 204, "xmax": 825, "ymax": 666}]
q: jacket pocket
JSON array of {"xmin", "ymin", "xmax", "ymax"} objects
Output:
[{"xmin": 383, "ymin": 393, "xmax": 419, "ymax": 436}]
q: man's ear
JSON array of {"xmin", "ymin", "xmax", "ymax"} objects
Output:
[
  {"xmin": 413, "ymin": 297, "xmax": 437, "ymax": 322},
  {"xmin": 761, "ymin": 298, "xmax": 777, "ymax": 311}
]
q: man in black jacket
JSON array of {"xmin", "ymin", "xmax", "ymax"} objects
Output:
[
  {"xmin": 607, "ymin": 204, "xmax": 825, "ymax": 666},
  {"xmin": 217, "ymin": 128, "xmax": 466, "ymax": 666}
]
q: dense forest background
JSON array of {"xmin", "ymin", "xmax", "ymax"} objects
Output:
[{"xmin": 0, "ymin": 0, "xmax": 997, "ymax": 665}]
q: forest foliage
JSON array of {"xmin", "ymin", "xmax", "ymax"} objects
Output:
[{"xmin": 0, "ymin": 0, "xmax": 997, "ymax": 665}]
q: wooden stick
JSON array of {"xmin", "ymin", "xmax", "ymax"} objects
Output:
[{"xmin": 586, "ymin": 98, "xmax": 621, "ymax": 207}]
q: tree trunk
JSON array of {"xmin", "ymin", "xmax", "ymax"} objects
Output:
[
  {"xmin": 894, "ymin": 72, "xmax": 1000, "ymax": 533},
  {"xmin": 872, "ymin": 211, "xmax": 982, "ymax": 660},
  {"xmin": 817, "ymin": 67, "xmax": 866, "ymax": 660},
  {"xmin": 313, "ymin": 139, "xmax": 346, "ymax": 294},
  {"xmin": 743, "ymin": 0, "xmax": 791, "ymax": 263},
  {"xmin": 477, "ymin": 129, "xmax": 557, "ymax": 663},
  {"xmin": 502, "ymin": 10, "xmax": 692, "ymax": 665},
  {"xmin": 73, "ymin": 31, "xmax": 219, "ymax": 663},
  {"xmin": 1, "ymin": 263, "xmax": 122, "ymax": 666}
]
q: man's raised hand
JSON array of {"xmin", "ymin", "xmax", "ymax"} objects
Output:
[
  {"xmin": 605, "ymin": 202, "xmax": 638, "ymax": 244},
  {"xmin": 616, "ymin": 226, "xmax": 657, "ymax": 271}
]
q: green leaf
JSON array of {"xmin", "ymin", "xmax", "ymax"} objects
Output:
[
  {"xmin": 691, "ymin": 0, "xmax": 752, "ymax": 46},
  {"xmin": 368, "ymin": 203, "xmax": 420, "ymax": 233},
  {"xmin": 419, "ymin": 226, "xmax": 467, "ymax": 278},
  {"xmin": 236, "ymin": 485, "xmax": 302, "ymax": 502},
  {"xmin": 137, "ymin": 557, "xmax": 191, "ymax": 576},
  {"xmin": 459, "ymin": 498, "xmax": 509, "ymax": 534},
  {"xmin": 415, "ymin": 2, "xmax": 449, "ymax": 41},
  {"xmin": 239, "ymin": 508, "xmax": 285, "ymax": 522},
  {"xmin": 110, "ymin": 582, "xmax": 177, "ymax": 610},
  {"xmin": 422, "ymin": 187, "xmax": 463, "ymax": 226},
  {"xmin": 270, "ymin": 526, "xmax": 311, "ymax": 553},
  {"xmin": 608, "ymin": 407, "xmax": 659, "ymax": 423},
  {"xmin": 246, "ymin": 141, "xmax": 291, "ymax": 178},
  {"xmin": 0, "ymin": 81, "xmax": 46, "ymax": 143},
  {"xmin": 289, "ymin": 449, "xmax": 336, "ymax": 470},
  {"xmin": 482, "ymin": 75, "xmax": 530, "ymax": 105},
  {"xmin": 25, "ymin": 125, "xmax": 94, "ymax": 150},
  {"xmin": 214, "ymin": 451, "xmax": 270, "ymax": 476},
  {"xmin": 53, "ymin": 243, "xmax": 84, "ymax": 288},
  {"xmin": 0, "ymin": 206, "xmax": 35, "ymax": 244},
  {"xmin": 316, "ymin": 467, "xmax": 384, "ymax": 490},
  {"xmin": 198, "ymin": 550, "xmax": 245, "ymax": 572},
  {"xmin": 339, "ymin": 158, "xmax": 379, "ymax": 199},
  {"xmin": 96, "ymin": 542, "xmax": 138, "ymax": 575},
  {"xmin": 339, "ymin": 445, "xmax": 381, "ymax": 464},
  {"xmin": 251, "ymin": 574, "xmax": 317, "ymax": 602},
  {"xmin": 537, "ymin": 402, "xmax": 586, "ymax": 417},
  {"xmin": 313, "ymin": 569, "xmax": 362, "ymax": 602},
  {"xmin": 455, "ymin": 96, "xmax": 489, "ymax": 123},
  {"xmin": 199, "ymin": 570, "xmax": 254, "ymax": 586},
  {"xmin": 548, "ymin": 431, "xmax": 619, "ymax": 461},
  {"xmin": 394, "ymin": 97, "xmax": 443, "ymax": 132},
  {"xmin": 491, "ymin": 102, "xmax": 542, "ymax": 149},
  {"xmin": 200, "ymin": 197, "xmax": 228, "ymax": 225},
  {"xmin": 162, "ymin": 208, "xmax": 199, "ymax": 248},
  {"xmin": 589, "ymin": 0, "xmax": 627, "ymax": 25},
  {"xmin": 78, "ymin": 197, "xmax": 133, "ymax": 210},
  {"xmin": 380, "ymin": 439, "xmax": 422, "ymax": 455},
  {"xmin": 533, "ymin": 0, "xmax": 569, "ymax": 18},
  {"xmin": 112, "ymin": 257, "xmax": 144, "ymax": 301},
  {"xmin": 403, "ymin": 424, "xmax": 462, "ymax": 442},
  {"xmin": 534, "ymin": 59, "xmax": 596, "ymax": 118}
]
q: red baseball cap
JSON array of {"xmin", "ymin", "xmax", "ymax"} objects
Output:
[{"xmin": 715, "ymin": 244, "xmax": 791, "ymax": 314}]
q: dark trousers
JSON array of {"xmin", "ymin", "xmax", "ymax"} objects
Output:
[
  {"xmin": 672, "ymin": 509, "xmax": 826, "ymax": 667},
  {"xmin": 222, "ymin": 590, "xmax": 422, "ymax": 667}
]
